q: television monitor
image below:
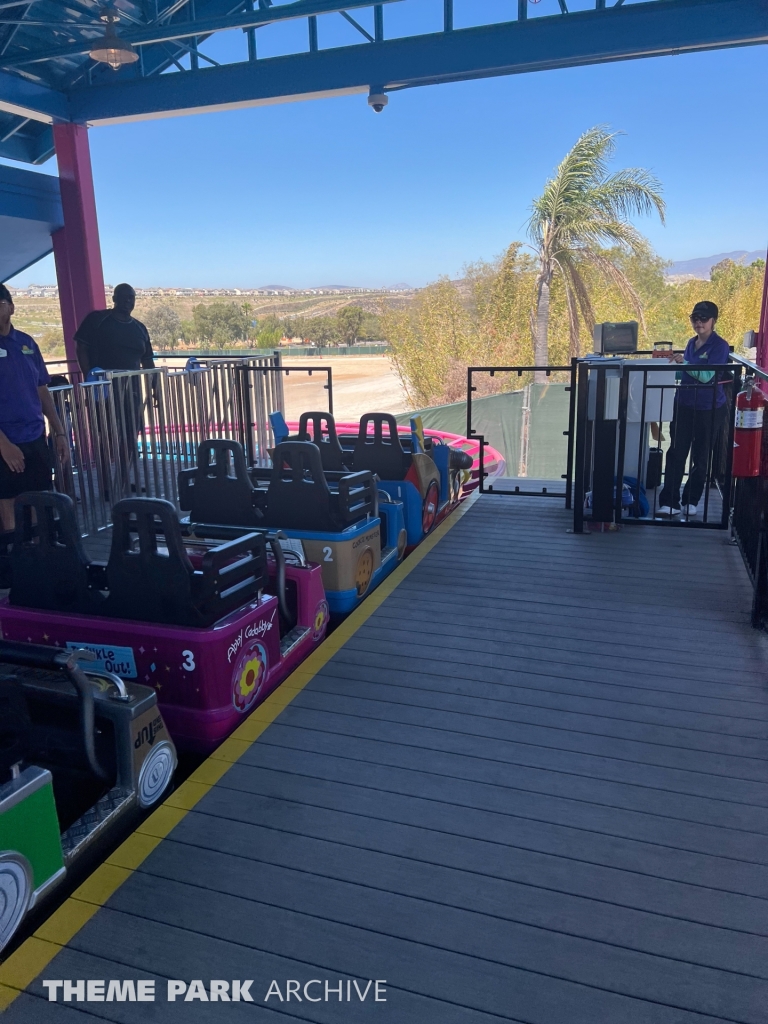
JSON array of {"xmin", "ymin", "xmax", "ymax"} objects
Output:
[{"xmin": 593, "ymin": 321, "xmax": 638, "ymax": 355}]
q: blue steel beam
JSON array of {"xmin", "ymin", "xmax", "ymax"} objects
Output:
[
  {"xmin": 0, "ymin": 67, "xmax": 67, "ymax": 121},
  {"xmin": 0, "ymin": 0, "xmax": 404, "ymax": 66},
  {"xmin": 63, "ymin": 0, "xmax": 768, "ymax": 124},
  {"xmin": 0, "ymin": 161, "xmax": 61, "ymax": 279},
  {"xmin": 0, "ymin": 124, "xmax": 52, "ymax": 162},
  {"xmin": 0, "ymin": 158, "xmax": 61, "ymax": 223}
]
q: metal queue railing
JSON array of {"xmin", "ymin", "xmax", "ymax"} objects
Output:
[{"xmin": 44, "ymin": 355, "xmax": 333, "ymax": 537}]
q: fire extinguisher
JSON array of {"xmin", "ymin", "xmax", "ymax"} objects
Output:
[{"xmin": 733, "ymin": 380, "xmax": 765, "ymax": 477}]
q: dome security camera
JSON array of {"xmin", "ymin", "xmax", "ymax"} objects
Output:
[{"xmin": 368, "ymin": 89, "xmax": 388, "ymax": 113}]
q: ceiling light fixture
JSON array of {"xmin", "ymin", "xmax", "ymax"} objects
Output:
[{"xmin": 89, "ymin": 6, "xmax": 139, "ymax": 71}]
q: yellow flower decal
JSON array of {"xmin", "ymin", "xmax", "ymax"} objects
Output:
[
  {"xmin": 231, "ymin": 642, "xmax": 267, "ymax": 713},
  {"xmin": 312, "ymin": 600, "xmax": 329, "ymax": 641},
  {"xmin": 237, "ymin": 657, "xmax": 261, "ymax": 698}
]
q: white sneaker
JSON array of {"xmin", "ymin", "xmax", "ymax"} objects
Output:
[
  {"xmin": 682, "ymin": 504, "xmax": 698, "ymax": 516},
  {"xmin": 657, "ymin": 505, "xmax": 681, "ymax": 517}
]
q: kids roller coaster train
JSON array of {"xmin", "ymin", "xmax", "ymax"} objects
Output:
[{"xmin": 0, "ymin": 410, "xmax": 502, "ymax": 954}]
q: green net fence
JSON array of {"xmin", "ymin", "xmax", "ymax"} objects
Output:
[{"xmin": 397, "ymin": 382, "xmax": 571, "ymax": 485}]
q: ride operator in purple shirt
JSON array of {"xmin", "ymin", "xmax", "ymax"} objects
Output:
[
  {"xmin": 0, "ymin": 284, "xmax": 69, "ymax": 531},
  {"xmin": 657, "ymin": 300, "xmax": 731, "ymax": 517}
]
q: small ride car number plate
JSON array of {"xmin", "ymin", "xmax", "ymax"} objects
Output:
[{"xmin": 66, "ymin": 641, "xmax": 138, "ymax": 678}]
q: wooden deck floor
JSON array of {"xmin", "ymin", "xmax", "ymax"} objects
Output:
[{"xmin": 4, "ymin": 495, "xmax": 768, "ymax": 1023}]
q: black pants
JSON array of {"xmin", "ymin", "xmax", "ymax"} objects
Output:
[{"xmin": 658, "ymin": 401, "xmax": 727, "ymax": 508}]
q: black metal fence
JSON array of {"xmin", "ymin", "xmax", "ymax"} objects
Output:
[
  {"xmin": 238, "ymin": 364, "xmax": 332, "ymax": 468},
  {"xmin": 573, "ymin": 359, "xmax": 740, "ymax": 533},
  {"xmin": 467, "ymin": 363, "xmax": 576, "ymax": 505},
  {"xmin": 465, "ymin": 352, "xmax": 768, "ymax": 630}
]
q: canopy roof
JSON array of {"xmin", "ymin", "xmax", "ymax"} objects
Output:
[
  {"xmin": 0, "ymin": 162, "xmax": 61, "ymax": 279},
  {"xmin": 0, "ymin": 0, "xmax": 766, "ymax": 166}
]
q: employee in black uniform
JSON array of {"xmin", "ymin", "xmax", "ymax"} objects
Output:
[
  {"xmin": 75, "ymin": 283, "xmax": 154, "ymax": 374},
  {"xmin": 75, "ymin": 284, "xmax": 156, "ymax": 493}
]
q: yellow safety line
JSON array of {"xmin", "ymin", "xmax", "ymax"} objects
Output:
[{"xmin": 0, "ymin": 490, "xmax": 479, "ymax": 1011}]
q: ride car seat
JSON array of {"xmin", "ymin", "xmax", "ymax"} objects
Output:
[
  {"xmin": 351, "ymin": 413, "xmax": 410, "ymax": 480},
  {"xmin": 264, "ymin": 441, "xmax": 362, "ymax": 532},
  {"xmin": 297, "ymin": 412, "xmax": 349, "ymax": 472},
  {"xmin": 178, "ymin": 439, "xmax": 263, "ymax": 527},
  {"xmin": 10, "ymin": 492, "xmax": 104, "ymax": 615},
  {"xmin": 104, "ymin": 498, "xmax": 266, "ymax": 627}
]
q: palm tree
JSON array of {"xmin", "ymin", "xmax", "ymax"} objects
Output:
[{"xmin": 528, "ymin": 126, "xmax": 665, "ymax": 379}]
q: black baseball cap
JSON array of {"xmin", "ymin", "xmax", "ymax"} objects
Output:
[
  {"xmin": 0, "ymin": 284, "xmax": 11, "ymax": 304},
  {"xmin": 691, "ymin": 301, "xmax": 718, "ymax": 321}
]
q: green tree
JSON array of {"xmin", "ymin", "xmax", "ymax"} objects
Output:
[
  {"xmin": 144, "ymin": 303, "xmax": 182, "ymax": 349},
  {"xmin": 282, "ymin": 316, "xmax": 306, "ymax": 342},
  {"xmin": 337, "ymin": 306, "xmax": 365, "ymax": 344},
  {"xmin": 357, "ymin": 310, "xmax": 382, "ymax": 340},
  {"xmin": 304, "ymin": 316, "xmax": 342, "ymax": 347},
  {"xmin": 528, "ymin": 125, "xmax": 665, "ymax": 377},
  {"xmin": 180, "ymin": 318, "xmax": 195, "ymax": 344},
  {"xmin": 469, "ymin": 243, "xmax": 538, "ymax": 366},
  {"xmin": 190, "ymin": 301, "xmax": 252, "ymax": 346},
  {"xmin": 383, "ymin": 277, "xmax": 477, "ymax": 407},
  {"xmin": 256, "ymin": 314, "xmax": 285, "ymax": 347}
]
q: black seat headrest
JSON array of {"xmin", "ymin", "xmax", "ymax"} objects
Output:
[
  {"xmin": 10, "ymin": 492, "xmax": 102, "ymax": 614},
  {"xmin": 179, "ymin": 439, "xmax": 262, "ymax": 528},
  {"xmin": 297, "ymin": 412, "xmax": 348, "ymax": 472},
  {"xmin": 263, "ymin": 441, "xmax": 338, "ymax": 531},
  {"xmin": 105, "ymin": 498, "xmax": 197, "ymax": 626},
  {"xmin": 352, "ymin": 413, "xmax": 409, "ymax": 481},
  {"xmin": 106, "ymin": 497, "xmax": 265, "ymax": 627}
]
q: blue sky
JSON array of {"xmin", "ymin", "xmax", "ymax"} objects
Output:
[{"xmin": 6, "ymin": 0, "xmax": 768, "ymax": 289}]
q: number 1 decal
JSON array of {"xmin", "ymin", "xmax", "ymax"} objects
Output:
[
  {"xmin": 181, "ymin": 650, "xmax": 196, "ymax": 672},
  {"xmin": 322, "ymin": 546, "xmax": 333, "ymax": 562}
]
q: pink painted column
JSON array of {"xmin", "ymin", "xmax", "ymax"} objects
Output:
[{"xmin": 52, "ymin": 123, "xmax": 106, "ymax": 373}]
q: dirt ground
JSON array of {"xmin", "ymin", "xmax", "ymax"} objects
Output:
[
  {"xmin": 280, "ymin": 355, "xmax": 410, "ymax": 421},
  {"xmin": 155, "ymin": 353, "xmax": 410, "ymax": 420}
]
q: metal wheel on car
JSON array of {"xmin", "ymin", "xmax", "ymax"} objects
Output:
[
  {"xmin": 0, "ymin": 852, "xmax": 32, "ymax": 952},
  {"xmin": 137, "ymin": 741, "xmax": 176, "ymax": 808}
]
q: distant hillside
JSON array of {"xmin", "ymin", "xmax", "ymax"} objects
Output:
[
  {"xmin": 254, "ymin": 284, "xmax": 413, "ymax": 292},
  {"xmin": 665, "ymin": 250, "xmax": 765, "ymax": 282}
]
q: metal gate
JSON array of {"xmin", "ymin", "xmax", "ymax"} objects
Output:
[
  {"xmin": 466, "ymin": 362, "xmax": 577, "ymax": 506},
  {"xmin": 572, "ymin": 358, "xmax": 739, "ymax": 533}
]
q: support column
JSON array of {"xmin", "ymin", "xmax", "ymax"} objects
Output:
[{"xmin": 52, "ymin": 122, "xmax": 105, "ymax": 373}]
